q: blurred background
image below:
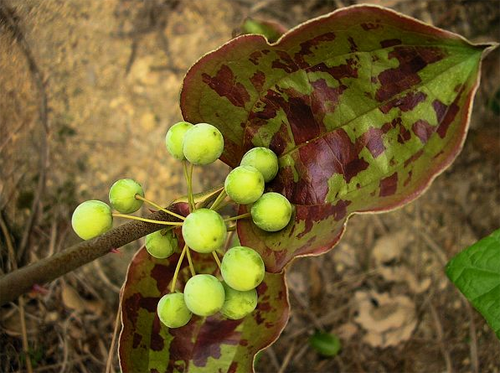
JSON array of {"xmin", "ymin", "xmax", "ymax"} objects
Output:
[{"xmin": 0, "ymin": 0, "xmax": 499, "ymax": 372}]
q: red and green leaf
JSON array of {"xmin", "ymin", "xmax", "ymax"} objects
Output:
[
  {"xmin": 119, "ymin": 248, "xmax": 289, "ymax": 373},
  {"xmin": 181, "ymin": 5, "xmax": 496, "ymax": 272}
]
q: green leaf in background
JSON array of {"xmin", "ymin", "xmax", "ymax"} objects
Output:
[
  {"xmin": 309, "ymin": 330, "xmax": 342, "ymax": 357},
  {"xmin": 241, "ymin": 18, "xmax": 287, "ymax": 43},
  {"xmin": 446, "ymin": 228, "xmax": 500, "ymax": 339}
]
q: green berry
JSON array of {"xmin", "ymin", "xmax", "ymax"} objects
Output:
[
  {"xmin": 221, "ymin": 283, "xmax": 258, "ymax": 320},
  {"xmin": 240, "ymin": 147, "xmax": 279, "ymax": 183},
  {"xmin": 71, "ymin": 200, "xmax": 113, "ymax": 240},
  {"xmin": 182, "ymin": 123, "xmax": 224, "ymax": 165},
  {"xmin": 165, "ymin": 121, "xmax": 194, "ymax": 160},
  {"xmin": 109, "ymin": 178, "xmax": 144, "ymax": 213},
  {"xmin": 224, "ymin": 165, "xmax": 264, "ymax": 205},
  {"xmin": 251, "ymin": 192, "xmax": 292, "ymax": 232},
  {"xmin": 157, "ymin": 293, "xmax": 192, "ymax": 328},
  {"xmin": 146, "ymin": 230, "xmax": 177, "ymax": 259},
  {"xmin": 184, "ymin": 274, "xmax": 225, "ymax": 316},
  {"xmin": 221, "ymin": 246, "xmax": 265, "ymax": 291},
  {"xmin": 182, "ymin": 208, "xmax": 227, "ymax": 253}
]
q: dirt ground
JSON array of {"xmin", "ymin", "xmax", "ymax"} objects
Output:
[{"xmin": 0, "ymin": 0, "xmax": 499, "ymax": 372}]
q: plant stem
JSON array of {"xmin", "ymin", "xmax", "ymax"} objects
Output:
[
  {"xmin": 224, "ymin": 212, "xmax": 251, "ymax": 222},
  {"xmin": 212, "ymin": 251, "xmax": 222, "ymax": 270},
  {"xmin": 183, "ymin": 160, "xmax": 195, "ymax": 212},
  {"xmin": 134, "ymin": 194, "xmax": 185, "ymax": 220},
  {"xmin": 210, "ymin": 189, "xmax": 227, "ymax": 211},
  {"xmin": 160, "ymin": 226, "xmax": 176, "ymax": 236},
  {"xmin": 170, "ymin": 245, "xmax": 188, "ymax": 293},
  {"xmin": 0, "ymin": 208, "xmax": 178, "ymax": 306},
  {"xmin": 112, "ymin": 213, "xmax": 183, "ymax": 226},
  {"xmin": 185, "ymin": 247, "xmax": 196, "ymax": 277}
]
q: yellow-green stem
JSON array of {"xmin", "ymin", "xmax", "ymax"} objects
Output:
[
  {"xmin": 183, "ymin": 161, "xmax": 195, "ymax": 212},
  {"xmin": 224, "ymin": 212, "xmax": 251, "ymax": 222},
  {"xmin": 185, "ymin": 247, "xmax": 196, "ymax": 277},
  {"xmin": 160, "ymin": 226, "xmax": 175, "ymax": 236},
  {"xmin": 210, "ymin": 189, "xmax": 227, "ymax": 211},
  {"xmin": 170, "ymin": 245, "xmax": 187, "ymax": 293},
  {"xmin": 112, "ymin": 213, "xmax": 183, "ymax": 226},
  {"xmin": 134, "ymin": 194, "xmax": 185, "ymax": 220},
  {"xmin": 212, "ymin": 251, "xmax": 222, "ymax": 270}
]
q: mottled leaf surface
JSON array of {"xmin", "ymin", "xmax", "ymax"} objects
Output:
[
  {"xmin": 446, "ymin": 229, "xmax": 500, "ymax": 340},
  {"xmin": 119, "ymin": 247, "xmax": 289, "ymax": 372},
  {"xmin": 181, "ymin": 5, "xmax": 495, "ymax": 272}
]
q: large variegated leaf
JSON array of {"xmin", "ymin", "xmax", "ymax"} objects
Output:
[
  {"xmin": 119, "ymin": 247, "xmax": 289, "ymax": 372},
  {"xmin": 181, "ymin": 5, "xmax": 496, "ymax": 272}
]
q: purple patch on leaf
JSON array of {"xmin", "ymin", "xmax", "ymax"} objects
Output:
[
  {"xmin": 132, "ymin": 333, "xmax": 142, "ymax": 348},
  {"xmin": 376, "ymin": 46, "xmax": 445, "ymax": 102},
  {"xmin": 151, "ymin": 262, "xmax": 176, "ymax": 293},
  {"xmin": 271, "ymin": 51, "xmax": 299, "ymax": 73},
  {"xmin": 202, "ymin": 65, "xmax": 250, "ymax": 107},
  {"xmin": 380, "ymin": 38, "xmax": 402, "ymax": 48},
  {"xmin": 250, "ymin": 70, "xmax": 266, "ymax": 91},
  {"xmin": 404, "ymin": 149, "xmax": 424, "ymax": 167},
  {"xmin": 379, "ymin": 91, "xmax": 427, "ymax": 114},
  {"xmin": 433, "ymin": 88, "xmax": 462, "ymax": 139},
  {"xmin": 357, "ymin": 127, "xmax": 386, "ymax": 158},
  {"xmin": 379, "ymin": 172, "xmax": 398, "ymax": 197},
  {"xmin": 309, "ymin": 58, "xmax": 358, "ymax": 82},
  {"xmin": 294, "ymin": 32, "xmax": 336, "ymax": 68},
  {"xmin": 412, "ymin": 119, "xmax": 435, "ymax": 143},
  {"xmin": 192, "ymin": 318, "xmax": 242, "ymax": 367}
]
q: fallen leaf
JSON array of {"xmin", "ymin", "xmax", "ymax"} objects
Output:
[{"xmin": 354, "ymin": 290, "xmax": 417, "ymax": 348}]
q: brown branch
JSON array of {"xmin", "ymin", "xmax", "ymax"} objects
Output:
[{"xmin": 0, "ymin": 208, "xmax": 179, "ymax": 306}]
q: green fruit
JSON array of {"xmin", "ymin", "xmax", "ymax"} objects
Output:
[
  {"xmin": 184, "ymin": 274, "xmax": 225, "ymax": 316},
  {"xmin": 157, "ymin": 293, "xmax": 192, "ymax": 328},
  {"xmin": 224, "ymin": 165, "xmax": 264, "ymax": 205},
  {"xmin": 251, "ymin": 192, "xmax": 292, "ymax": 232},
  {"xmin": 109, "ymin": 178, "xmax": 144, "ymax": 213},
  {"xmin": 145, "ymin": 230, "xmax": 177, "ymax": 259},
  {"xmin": 182, "ymin": 123, "xmax": 224, "ymax": 165},
  {"xmin": 71, "ymin": 200, "xmax": 113, "ymax": 240},
  {"xmin": 221, "ymin": 246, "xmax": 265, "ymax": 291},
  {"xmin": 165, "ymin": 121, "xmax": 194, "ymax": 160},
  {"xmin": 182, "ymin": 208, "xmax": 227, "ymax": 253},
  {"xmin": 221, "ymin": 283, "xmax": 258, "ymax": 320},
  {"xmin": 240, "ymin": 147, "xmax": 279, "ymax": 183}
]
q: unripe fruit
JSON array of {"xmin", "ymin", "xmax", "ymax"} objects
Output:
[
  {"xmin": 240, "ymin": 147, "xmax": 279, "ymax": 182},
  {"xmin": 182, "ymin": 209, "xmax": 227, "ymax": 253},
  {"xmin": 71, "ymin": 200, "xmax": 113, "ymax": 240},
  {"xmin": 184, "ymin": 274, "xmax": 225, "ymax": 316},
  {"xmin": 157, "ymin": 293, "xmax": 192, "ymax": 328},
  {"xmin": 165, "ymin": 121, "xmax": 194, "ymax": 160},
  {"xmin": 109, "ymin": 178, "xmax": 144, "ymax": 213},
  {"xmin": 183, "ymin": 123, "xmax": 224, "ymax": 165},
  {"xmin": 224, "ymin": 166, "xmax": 264, "ymax": 205},
  {"xmin": 221, "ymin": 246, "xmax": 265, "ymax": 291},
  {"xmin": 145, "ymin": 230, "xmax": 177, "ymax": 259},
  {"xmin": 221, "ymin": 283, "xmax": 258, "ymax": 320},
  {"xmin": 251, "ymin": 192, "xmax": 292, "ymax": 232}
]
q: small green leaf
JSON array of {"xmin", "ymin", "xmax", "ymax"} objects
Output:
[
  {"xmin": 446, "ymin": 228, "xmax": 500, "ymax": 339},
  {"xmin": 241, "ymin": 18, "xmax": 287, "ymax": 43},
  {"xmin": 309, "ymin": 331, "xmax": 342, "ymax": 357}
]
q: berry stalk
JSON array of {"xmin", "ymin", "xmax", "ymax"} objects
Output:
[{"xmin": 134, "ymin": 195, "xmax": 185, "ymax": 220}]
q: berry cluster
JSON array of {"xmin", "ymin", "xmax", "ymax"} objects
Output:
[{"xmin": 71, "ymin": 121, "xmax": 293, "ymax": 328}]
